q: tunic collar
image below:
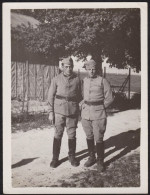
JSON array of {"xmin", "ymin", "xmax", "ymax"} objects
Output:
[
  {"xmin": 87, "ymin": 75, "xmax": 98, "ymax": 79},
  {"xmin": 62, "ymin": 72, "xmax": 76, "ymax": 80}
]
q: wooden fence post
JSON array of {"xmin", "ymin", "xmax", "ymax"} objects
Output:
[
  {"xmin": 42, "ymin": 65, "xmax": 45, "ymax": 101},
  {"xmin": 22, "ymin": 63, "xmax": 24, "ymax": 112},
  {"xmin": 49, "ymin": 66, "xmax": 51, "ymax": 86},
  {"xmin": 26, "ymin": 61, "xmax": 29, "ymax": 113},
  {"xmin": 15, "ymin": 62, "xmax": 18, "ymax": 98},
  {"xmin": 54, "ymin": 64, "xmax": 55, "ymax": 76},
  {"xmin": 103, "ymin": 67, "xmax": 106, "ymax": 78},
  {"xmin": 34, "ymin": 64, "xmax": 37, "ymax": 99},
  {"xmin": 128, "ymin": 68, "xmax": 131, "ymax": 99},
  {"xmin": 78, "ymin": 69, "xmax": 80, "ymax": 78}
]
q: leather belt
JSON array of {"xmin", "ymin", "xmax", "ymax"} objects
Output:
[
  {"xmin": 84, "ymin": 100, "xmax": 103, "ymax": 105},
  {"xmin": 56, "ymin": 95, "xmax": 77, "ymax": 102}
]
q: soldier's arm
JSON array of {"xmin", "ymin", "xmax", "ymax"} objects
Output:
[
  {"xmin": 79, "ymin": 79, "xmax": 84, "ymax": 109},
  {"xmin": 79, "ymin": 79, "xmax": 84, "ymax": 101},
  {"xmin": 103, "ymin": 78, "xmax": 114, "ymax": 108},
  {"xmin": 47, "ymin": 77, "xmax": 57, "ymax": 113}
]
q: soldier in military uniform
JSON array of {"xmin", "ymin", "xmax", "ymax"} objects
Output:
[
  {"xmin": 47, "ymin": 57, "xmax": 81, "ymax": 168},
  {"xmin": 80, "ymin": 59, "xmax": 114, "ymax": 172}
]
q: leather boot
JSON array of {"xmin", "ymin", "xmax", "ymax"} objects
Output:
[
  {"xmin": 84, "ymin": 139, "xmax": 96, "ymax": 167},
  {"xmin": 96, "ymin": 142, "xmax": 105, "ymax": 172},
  {"xmin": 68, "ymin": 139, "xmax": 79, "ymax": 167},
  {"xmin": 50, "ymin": 138, "xmax": 61, "ymax": 168}
]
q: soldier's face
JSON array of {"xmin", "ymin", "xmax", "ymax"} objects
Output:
[
  {"xmin": 62, "ymin": 64, "xmax": 73, "ymax": 76},
  {"xmin": 86, "ymin": 68, "xmax": 96, "ymax": 78}
]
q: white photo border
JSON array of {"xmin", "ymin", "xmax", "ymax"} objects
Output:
[{"xmin": 3, "ymin": 2, "xmax": 148, "ymax": 194}]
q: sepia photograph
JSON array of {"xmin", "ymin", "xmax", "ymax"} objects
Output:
[{"xmin": 3, "ymin": 2, "xmax": 148, "ymax": 194}]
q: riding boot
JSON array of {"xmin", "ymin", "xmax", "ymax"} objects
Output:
[
  {"xmin": 96, "ymin": 141, "xmax": 105, "ymax": 172},
  {"xmin": 50, "ymin": 138, "xmax": 61, "ymax": 168},
  {"xmin": 68, "ymin": 139, "xmax": 79, "ymax": 167},
  {"xmin": 84, "ymin": 139, "xmax": 96, "ymax": 167}
]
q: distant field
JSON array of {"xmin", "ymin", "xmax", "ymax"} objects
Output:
[{"xmin": 78, "ymin": 72, "xmax": 141, "ymax": 93}]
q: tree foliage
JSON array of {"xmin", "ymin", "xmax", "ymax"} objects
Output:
[{"xmin": 11, "ymin": 9, "xmax": 140, "ymax": 71}]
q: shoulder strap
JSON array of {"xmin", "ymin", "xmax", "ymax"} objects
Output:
[
  {"xmin": 101, "ymin": 77, "xmax": 104, "ymax": 87},
  {"xmin": 101, "ymin": 77, "xmax": 104, "ymax": 95}
]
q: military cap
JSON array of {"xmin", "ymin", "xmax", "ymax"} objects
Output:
[
  {"xmin": 84, "ymin": 59, "xmax": 97, "ymax": 69},
  {"xmin": 62, "ymin": 57, "xmax": 73, "ymax": 66}
]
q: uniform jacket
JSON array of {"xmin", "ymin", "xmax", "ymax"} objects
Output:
[
  {"xmin": 47, "ymin": 72, "xmax": 81, "ymax": 116},
  {"xmin": 81, "ymin": 75, "xmax": 114, "ymax": 120}
]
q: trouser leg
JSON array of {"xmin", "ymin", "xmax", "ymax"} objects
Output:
[
  {"xmin": 81, "ymin": 119, "xmax": 94, "ymax": 140},
  {"xmin": 54, "ymin": 113, "xmax": 65, "ymax": 139}
]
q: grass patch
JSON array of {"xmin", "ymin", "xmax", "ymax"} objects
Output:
[
  {"xmin": 106, "ymin": 73, "xmax": 141, "ymax": 93},
  {"xmin": 55, "ymin": 152, "xmax": 140, "ymax": 187},
  {"xmin": 12, "ymin": 113, "xmax": 50, "ymax": 133},
  {"xmin": 79, "ymin": 72, "xmax": 141, "ymax": 93},
  {"xmin": 11, "ymin": 110, "xmax": 117, "ymax": 133}
]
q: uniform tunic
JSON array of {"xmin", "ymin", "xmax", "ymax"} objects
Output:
[
  {"xmin": 47, "ymin": 72, "xmax": 81, "ymax": 139},
  {"xmin": 81, "ymin": 75, "xmax": 114, "ymax": 142}
]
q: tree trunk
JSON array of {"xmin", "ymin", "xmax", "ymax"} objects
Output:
[{"xmin": 92, "ymin": 54, "xmax": 103, "ymax": 76}]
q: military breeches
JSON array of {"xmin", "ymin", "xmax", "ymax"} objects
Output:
[
  {"xmin": 81, "ymin": 118, "xmax": 107, "ymax": 143},
  {"xmin": 54, "ymin": 113, "xmax": 78, "ymax": 139}
]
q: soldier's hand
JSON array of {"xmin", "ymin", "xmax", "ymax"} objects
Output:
[
  {"xmin": 49, "ymin": 112, "xmax": 54, "ymax": 125},
  {"xmin": 79, "ymin": 100, "xmax": 84, "ymax": 111}
]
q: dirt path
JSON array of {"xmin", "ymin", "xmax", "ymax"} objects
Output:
[{"xmin": 12, "ymin": 109, "xmax": 140, "ymax": 187}]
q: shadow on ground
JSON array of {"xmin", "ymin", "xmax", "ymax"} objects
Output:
[
  {"xmin": 57, "ymin": 152, "xmax": 140, "ymax": 187},
  {"xmin": 109, "ymin": 92, "xmax": 141, "ymax": 112},
  {"xmin": 12, "ymin": 157, "xmax": 39, "ymax": 169},
  {"xmin": 59, "ymin": 128, "xmax": 140, "ymax": 167},
  {"xmin": 104, "ymin": 128, "xmax": 140, "ymax": 166},
  {"xmin": 11, "ymin": 113, "xmax": 50, "ymax": 132},
  {"xmin": 56, "ymin": 128, "xmax": 140, "ymax": 187}
]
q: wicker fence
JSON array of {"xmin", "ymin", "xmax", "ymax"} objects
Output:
[{"xmin": 11, "ymin": 61, "xmax": 59, "ymax": 101}]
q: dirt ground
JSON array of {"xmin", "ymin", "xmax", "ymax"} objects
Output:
[{"xmin": 12, "ymin": 109, "xmax": 140, "ymax": 188}]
